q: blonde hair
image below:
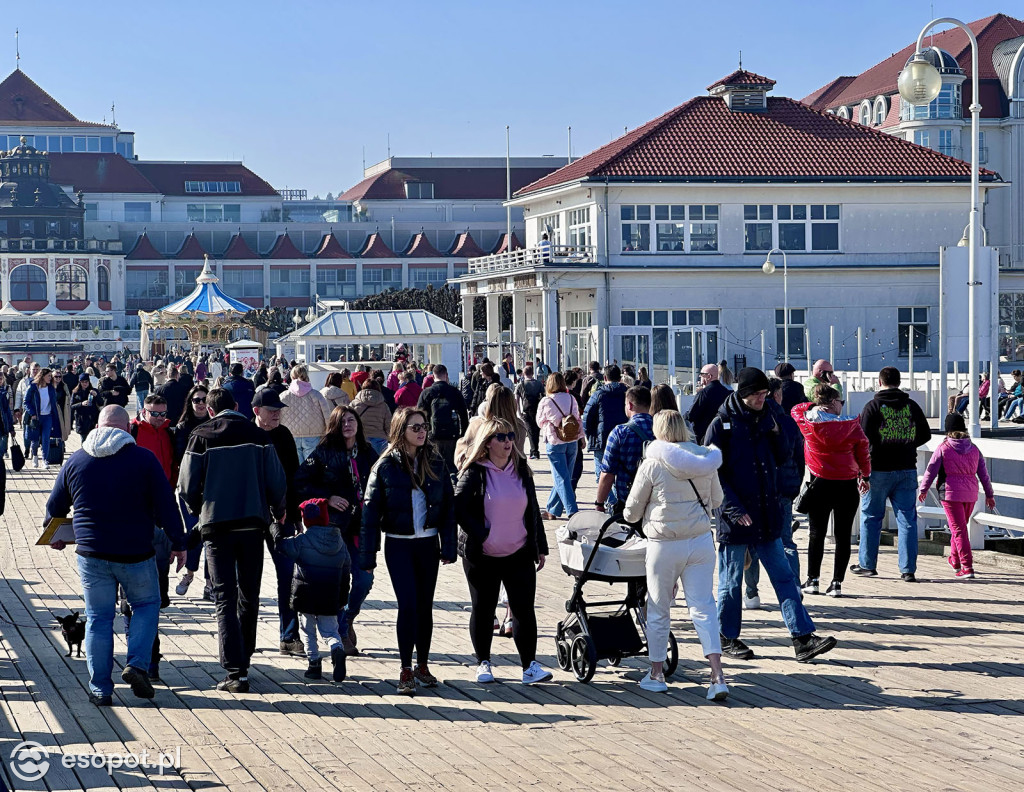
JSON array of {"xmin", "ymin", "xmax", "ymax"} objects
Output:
[
  {"xmin": 291, "ymin": 364, "xmax": 309, "ymax": 382},
  {"xmin": 461, "ymin": 417, "xmax": 524, "ymax": 472},
  {"xmin": 483, "ymin": 385, "xmax": 517, "ymax": 426},
  {"xmin": 653, "ymin": 410, "xmax": 690, "ymax": 443}
]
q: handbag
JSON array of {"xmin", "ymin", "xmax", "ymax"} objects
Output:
[
  {"xmin": 10, "ymin": 439, "xmax": 24, "ymax": 472},
  {"xmin": 793, "ymin": 475, "xmax": 818, "ymax": 515},
  {"xmin": 46, "ymin": 437, "xmax": 65, "ymax": 466}
]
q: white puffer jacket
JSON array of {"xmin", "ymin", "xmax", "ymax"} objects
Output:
[
  {"xmin": 623, "ymin": 440, "xmax": 723, "ymax": 541},
  {"xmin": 280, "ymin": 381, "xmax": 333, "ymax": 439}
]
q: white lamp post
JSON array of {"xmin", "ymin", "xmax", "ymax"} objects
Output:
[
  {"xmin": 899, "ymin": 17, "xmax": 982, "ymax": 437},
  {"xmin": 762, "ymin": 248, "xmax": 788, "ymax": 362}
]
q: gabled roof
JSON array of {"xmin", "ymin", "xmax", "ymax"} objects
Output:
[
  {"xmin": 707, "ymin": 70, "xmax": 776, "ymax": 91},
  {"xmin": 403, "ymin": 231, "xmax": 443, "ymax": 257},
  {"xmin": 801, "ymin": 13, "xmax": 1024, "ymax": 115},
  {"xmin": 295, "ymin": 309, "xmax": 465, "ymax": 338},
  {"xmin": 132, "ymin": 161, "xmax": 278, "ymax": 196},
  {"xmin": 314, "ymin": 232, "xmax": 352, "ymax": 259},
  {"xmin": 447, "ymin": 231, "xmax": 486, "ymax": 258},
  {"xmin": 49, "ymin": 153, "xmax": 159, "ymax": 194},
  {"xmin": 125, "ymin": 232, "xmax": 164, "ymax": 261},
  {"xmin": 516, "ymin": 93, "xmax": 998, "ymax": 196},
  {"xmin": 340, "ymin": 166, "xmax": 562, "ymax": 201},
  {"xmin": 267, "ymin": 232, "xmax": 304, "ymax": 259},
  {"xmin": 222, "ymin": 232, "xmax": 258, "ymax": 260},
  {"xmin": 358, "ymin": 232, "xmax": 396, "ymax": 258},
  {"xmin": 174, "ymin": 232, "xmax": 207, "ymax": 260},
  {"xmin": 491, "ymin": 231, "xmax": 523, "ymax": 255},
  {"xmin": 0, "ymin": 69, "xmax": 108, "ymax": 127}
]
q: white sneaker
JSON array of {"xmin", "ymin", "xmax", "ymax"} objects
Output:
[
  {"xmin": 742, "ymin": 595, "xmax": 761, "ymax": 610},
  {"xmin": 707, "ymin": 675, "xmax": 729, "ymax": 702},
  {"xmin": 639, "ymin": 671, "xmax": 668, "ymax": 692},
  {"xmin": 175, "ymin": 571, "xmax": 195, "ymax": 596},
  {"xmin": 32, "ymin": 456, "xmax": 39, "ymax": 468},
  {"xmin": 476, "ymin": 661, "xmax": 494, "ymax": 683},
  {"xmin": 521, "ymin": 661, "xmax": 552, "ymax": 685}
]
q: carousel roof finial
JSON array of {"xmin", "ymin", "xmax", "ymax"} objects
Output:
[{"xmin": 196, "ymin": 253, "xmax": 218, "ymax": 284}]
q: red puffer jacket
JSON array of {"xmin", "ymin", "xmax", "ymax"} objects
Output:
[
  {"xmin": 791, "ymin": 402, "xmax": 871, "ymax": 481},
  {"xmin": 130, "ymin": 417, "xmax": 174, "ymax": 483}
]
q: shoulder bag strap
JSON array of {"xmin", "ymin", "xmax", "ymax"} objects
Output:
[{"xmin": 687, "ymin": 478, "xmax": 711, "ymax": 519}]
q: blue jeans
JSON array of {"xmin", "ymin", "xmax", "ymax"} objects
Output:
[
  {"xmin": 266, "ymin": 530, "xmax": 299, "ymax": 643},
  {"xmin": 338, "ymin": 534, "xmax": 373, "ymax": 636},
  {"xmin": 369, "ymin": 437, "xmax": 389, "ymax": 455},
  {"xmin": 545, "ymin": 442, "xmax": 578, "ymax": 517},
  {"xmin": 136, "ymin": 388, "xmax": 149, "ymax": 414},
  {"xmin": 1005, "ymin": 397, "xmax": 1023, "ymax": 420},
  {"xmin": 294, "ymin": 435, "xmax": 319, "ymax": 465},
  {"xmin": 744, "ymin": 496, "xmax": 800, "ymax": 597},
  {"xmin": 29, "ymin": 413, "xmax": 53, "ymax": 459},
  {"xmin": 76, "ymin": 554, "xmax": 161, "ymax": 697},
  {"xmin": 858, "ymin": 469, "xmax": 919, "ymax": 574},
  {"xmin": 718, "ymin": 540, "xmax": 814, "ymax": 640},
  {"xmin": 593, "ymin": 445, "xmax": 604, "ymax": 484}
]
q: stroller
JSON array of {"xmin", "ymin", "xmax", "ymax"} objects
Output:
[{"xmin": 554, "ymin": 511, "xmax": 679, "ymax": 683}]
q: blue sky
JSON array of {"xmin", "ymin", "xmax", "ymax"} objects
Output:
[{"xmin": 6, "ymin": 1, "xmax": 1009, "ymax": 196}]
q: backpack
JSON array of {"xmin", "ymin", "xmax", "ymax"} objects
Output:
[
  {"xmin": 552, "ymin": 397, "xmax": 580, "ymax": 442},
  {"xmin": 429, "ymin": 388, "xmax": 461, "ymax": 441}
]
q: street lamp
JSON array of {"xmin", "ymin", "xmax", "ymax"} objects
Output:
[
  {"xmin": 899, "ymin": 17, "xmax": 982, "ymax": 437},
  {"xmin": 762, "ymin": 248, "xmax": 788, "ymax": 362}
]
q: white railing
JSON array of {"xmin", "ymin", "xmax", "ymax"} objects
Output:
[
  {"xmin": 467, "ymin": 244, "xmax": 597, "ymax": 274},
  {"xmin": 0, "ymin": 329, "xmax": 124, "ymax": 342}
]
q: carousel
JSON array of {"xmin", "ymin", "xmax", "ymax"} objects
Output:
[{"xmin": 139, "ymin": 255, "xmax": 253, "ymax": 359}]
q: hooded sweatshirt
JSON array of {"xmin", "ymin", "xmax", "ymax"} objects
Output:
[
  {"xmin": 280, "ymin": 379, "xmax": 333, "ymax": 439},
  {"xmin": 44, "ymin": 426, "xmax": 184, "ymax": 561},
  {"xmin": 859, "ymin": 388, "xmax": 931, "ymax": 472},
  {"xmin": 919, "ymin": 436, "xmax": 994, "ymax": 503},
  {"xmin": 623, "ymin": 440, "xmax": 724, "ymax": 541},
  {"xmin": 792, "ymin": 402, "xmax": 871, "ymax": 481}
]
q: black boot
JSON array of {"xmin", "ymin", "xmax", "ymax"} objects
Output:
[
  {"xmin": 304, "ymin": 659, "xmax": 322, "ymax": 680},
  {"xmin": 331, "ymin": 645, "xmax": 347, "ymax": 682}
]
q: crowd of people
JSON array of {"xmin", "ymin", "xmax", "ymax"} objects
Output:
[{"xmin": 14, "ymin": 345, "xmax": 996, "ymax": 705}]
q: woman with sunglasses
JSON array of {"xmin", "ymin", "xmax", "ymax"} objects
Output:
[
  {"xmin": 454, "ymin": 385, "xmax": 526, "ymax": 469},
  {"xmin": 173, "ymin": 383, "xmax": 211, "ymax": 598},
  {"xmin": 24, "ymin": 367, "xmax": 61, "ymax": 468},
  {"xmin": 791, "ymin": 384, "xmax": 871, "ymax": 598},
  {"xmin": 455, "ymin": 418, "xmax": 551, "ymax": 685},
  {"xmin": 296, "ymin": 405, "xmax": 379, "ymax": 656},
  {"xmin": 359, "ymin": 406, "xmax": 455, "ymax": 695}
]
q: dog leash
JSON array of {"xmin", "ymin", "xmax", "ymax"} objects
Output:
[{"xmin": 0, "ymin": 611, "xmax": 60, "ymax": 630}]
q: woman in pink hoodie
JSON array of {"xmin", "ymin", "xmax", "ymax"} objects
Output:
[{"xmin": 918, "ymin": 413, "xmax": 996, "ymax": 579}]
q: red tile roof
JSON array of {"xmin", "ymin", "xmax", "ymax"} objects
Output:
[
  {"xmin": 132, "ymin": 162, "xmax": 279, "ymax": 196},
  {"xmin": 314, "ymin": 232, "xmax": 352, "ymax": 259},
  {"xmin": 707, "ymin": 70, "xmax": 776, "ymax": 90},
  {"xmin": 174, "ymin": 232, "xmax": 208, "ymax": 260},
  {"xmin": 447, "ymin": 231, "xmax": 486, "ymax": 258},
  {"xmin": 0, "ymin": 69, "xmax": 110, "ymax": 127},
  {"xmin": 125, "ymin": 232, "xmax": 164, "ymax": 261},
  {"xmin": 222, "ymin": 232, "xmax": 258, "ymax": 260},
  {"xmin": 49, "ymin": 153, "xmax": 159, "ymax": 194},
  {"xmin": 267, "ymin": 232, "xmax": 305, "ymax": 259},
  {"xmin": 403, "ymin": 232, "xmax": 443, "ymax": 257},
  {"xmin": 358, "ymin": 232, "xmax": 395, "ymax": 258},
  {"xmin": 491, "ymin": 231, "xmax": 523, "ymax": 255},
  {"xmin": 802, "ymin": 13, "xmax": 1024, "ymax": 116},
  {"xmin": 340, "ymin": 166, "xmax": 563, "ymax": 201},
  {"xmin": 516, "ymin": 94, "xmax": 998, "ymax": 196}
]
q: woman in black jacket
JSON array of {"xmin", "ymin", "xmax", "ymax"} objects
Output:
[
  {"xmin": 296, "ymin": 405, "xmax": 378, "ymax": 655},
  {"xmin": 454, "ymin": 417, "xmax": 551, "ymax": 685},
  {"xmin": 69, "ymin": 374, "xmax": 101, "ymax": 442},
  {"xmin": 172, "ymin": 383, "xmax": 210, "ymax": 598},
  {"xmin": 359, "ymin": 406, "xmax": 455, "ymax": 695}
]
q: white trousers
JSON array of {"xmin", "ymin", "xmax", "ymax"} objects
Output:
[{"xmin": 645, "ymin": 532, "xmax": 722, "ymax": 661}]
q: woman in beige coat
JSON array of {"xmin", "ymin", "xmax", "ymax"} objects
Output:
[
  {"xmin": 623, "ymin": 409, "xmax": 727, "ymax": 700},
  {"xmin": 350, "ymin": 379, "xmax": 392, "ymax": 454},
  {"xmin": 279, "ymin": 364, "xmax": 334, "ymax": 463}
]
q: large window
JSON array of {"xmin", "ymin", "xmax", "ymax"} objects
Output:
[
  {"xmin": 316, "ymin": 268, "xmax": 355, "ymax": 298},
  {"xmin": 1000, "ymin": 292, "xmax": 1024, "ymax": 362},
  {"xmin": 55, "ymin": 265, "xmax": 88, "ymax": 300},
  {"xmin": 187, "ymin": 203, "xmax": 241, "ymax": 223},
  {"xmin": 568, "ymin": 207, "xmax": 591, "ymax": 248},
  {"xmin": 622, "ymin": 204, "xmax": 719, "ymax": 252},
  {"xmin": 184, "ymin": 181, "xmax": 241, "ymax": 193},
  {"xmin": 900, "ymin": 82, "xmax": 962, "ymax": 121},
  {"xmin": 363, "ymin": 267, "xmax": 401, "ymax": 295},
  {"xmin": 898, "ymin": 307, "xmax": 929, "ymax": 356},
  {"xmin": 11, "ymin": 134, "xmax": 115, "ymax": 153},
  {"xmin": 175, "ymin": 268, "xmax": 201, "ymax": 297},
  {"xmin": 937, "ymin": 129, "xmax": 956, "ymax": 157},
  {"xmin": 125, "ymin": 270, "xmax": 169, "ymax": 309},
  {"xmin": 221, "ymin": 268, "xmax": 262, "ymax": 298},
  {"xmin": 744, "ymin": 204, "xmax": 839, "ymax": 252},
  {"xmin": 913, "ymin": 130, "xmax": 930, "ymax": 147},
  {"xmin": 270, "ymin": 268, "xmax": 310, "ymax": 298},
  {"xmin": 124, "ymin": 201, "xmax": 152, "ymax": 222},
  {"xmin": 775, "ymin": 308, "xmax": 806, "ymax": 359},
  {"xmin": 98, "ymin": 266, "xmax": 110, "ymax": 302},
  {"xmin": 10, "ymin": 265, "xmax": 47, "ymax": 301},
  {"xmin": 404, "ymin": 182, "xmax": 434, "ymax": 199},
  {"xmin": 537, "ymin": 212, "xmax": 561, "ymax": 244},
  {"xmin": 410, "ymin": 268, "xmax": 447, "ymax": 288}
]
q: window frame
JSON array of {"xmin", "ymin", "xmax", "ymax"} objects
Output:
[
  {"xmin": 744, "ymin": 204, "xmax": 840, "ymax": 253},
  {"xmin": 897, "ymin": 306, "xmax": 929, "ymax": 357},
  {"xmin": 621, "ymin": 204, "xmax": 719, "ymax": 253}
]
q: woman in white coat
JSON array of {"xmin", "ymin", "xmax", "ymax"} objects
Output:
[{"xmin": 623, "ymin": 409, "xmax": 728, "ymax": 700}]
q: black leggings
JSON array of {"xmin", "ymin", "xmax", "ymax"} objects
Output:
[
  {"xmin": 806, "ymin": 477, "xmax": 860, "ymax": 583},
  {"xmin": 463, "ymin": 545, "xmax": 538, "ymax": 668},
  {"xmin": 384, "ymin": 536, "xmax": 440, "ymax": 668}
]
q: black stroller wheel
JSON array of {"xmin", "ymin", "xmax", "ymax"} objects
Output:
[
  {"xmin": 556, "ymin": 639, "xmax": 572, "ymax": 670},
  {"xmin": 664, "ymin": 632, "xmax": 679, "ymax": 678},
  {"xmin": 570, "ymin": 635, "xmax": 597, "ymax": 683},
  {"xmin": 607, "ymin": 654, "xmax": 621, "ymax": 667}
]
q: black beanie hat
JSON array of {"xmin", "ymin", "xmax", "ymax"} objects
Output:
[
  {"xmin": 736, "ymin": 367, "xmax": 770, "ymax": 398},
  {"xmin": 944, "ymin": 412, "xmax": 967, "ymax": 434}
]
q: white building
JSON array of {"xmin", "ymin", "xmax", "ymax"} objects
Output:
[{"xmin": 455, "ymin": 69, "xmax": 1016, "ymax": 384}]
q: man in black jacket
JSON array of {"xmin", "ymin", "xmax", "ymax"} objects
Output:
[
  {"xmin": 687, "ymin": 363, "xmax": 731, "ymax": 444},
  {"xmin": 179, "ymin": 388, "xmax": 287, "ymax": 693},
  {"xmin": 853, "ymin": 366, "xmax": 931, "ymax": 582},
  {"xmin": 156, "ymin": 366, "xmax": 188, "ymax": 425},
  {"xmin": 417, "ymin": 364, "xmax": 469, "ymax": 476},
  {"xmin": 582, "ymin": 365, "xmax": 628, "ymax": 482},
  {"xmin": 514, "ymin": 365, "xmax": 546, "ymax": 459},
  {"xmin": 98, "ymin": 364, "xmax": 130, "ymax": 408},
  {"xmin": 128, "ymin": 363, "xmax": 154, "ymax": 415},
  {"xmin": 774, "ymin": 362, "xmax": 809, "ymax": 413},
  {"xmin": 221, "ymin": 363, "xmax": 256, "ymax": 417}
]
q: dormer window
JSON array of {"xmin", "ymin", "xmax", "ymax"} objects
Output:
[
  {"xmin": 858, "ymin": 100, "xmax": 872, "ymax": 125},
  {"xmin": 836, "ymin": 106, "xmax": 850, "ymax": 120},
  {"xmin": 405, "ymin": 181, "xmax": 434, "ymax": 199},
  {"xmin": 706, "ymin": 69, "xmax": 775, "ymax": 112}
]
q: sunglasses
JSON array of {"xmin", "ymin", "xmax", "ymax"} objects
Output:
[
  {"xmin": 148, "ymin": 410, "xmax": 167, "ymax": 417},
  {"xmin": 490, "ymin": 432, "xmax": 516, "ymax": 443},
  {"xmin": 407, "ymin": 423, "xmax": 427, "ymax": 433},
  {"xmin": 191, "ymin": 397, "xmax": 207, "ymax": 404}
]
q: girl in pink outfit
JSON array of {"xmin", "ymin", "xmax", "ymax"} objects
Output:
[{"xmin": 918, "ymin": 413, "xmax": 996, "ymax": 579}]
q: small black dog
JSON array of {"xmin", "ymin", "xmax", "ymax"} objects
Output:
[{"xmin": 57, "ymin": 612, "xmax": 86, "ymax": 657}]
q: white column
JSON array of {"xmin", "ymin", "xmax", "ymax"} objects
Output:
[
  {"xmin": 45, "ymin": 263, "xmax": 56, "ymax": 307},
  {"xmin": 167, "ymin": 262, "xmax": 175, "ymax": 303},
  {"xmin": 511, "ymin": 290, "xmax": 527, "ymax": 367},
  {"xmin": 401, "ymin": 261, "xmax": 409, "ymax": 289},
  {"xmin": 485, "ymin": 292, "xmax": 501, "ymax": 346},
  {"xmin": 540, "ymin": 286, "xmax": 559, "ymax": 369},
  {"xmin": 308, "ymin": 260, "xmax": 318, "ymax": 302},
  {"xmin": 355, "ymin": 260, "xmax": 364, "ymax": 296},
  {"xmin": 593, "ymin": 282, "xmax": 608, "ymax": 365},
  {"xmin": 1, "ymin": 259, "xmax": 10, "ymax": 306},
  {"xmin": 461, "ymin": 292, "xmax": 475, "ymax": 332}
]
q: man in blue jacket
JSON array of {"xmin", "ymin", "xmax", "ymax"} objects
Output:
[
  {"xmin": 46, "ymin": 405, "xmax": 185, "ymax": 707},
  {"xmin": 222, "ymin": 363, "xmax": 256, "ymax": 418},
  {"xmin": 704, "ymin": 368, "xmax": 836, "ymax": 664},
  {"xmin": 582, "ymin": 364, "xmax": 628, "ymax": 483}
]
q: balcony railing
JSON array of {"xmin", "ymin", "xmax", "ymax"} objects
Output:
[{"xmin": 467, "ymin": 244, "xmax": 597, "ymax": 274}]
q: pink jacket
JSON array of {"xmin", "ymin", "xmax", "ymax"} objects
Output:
[
  {"xmin": 536, "ymin": 391, "xmax": 580, "ymax": 446},
  {"xmin": 919, "ymin": 437, "xmax": 994, "ymax": 503}
]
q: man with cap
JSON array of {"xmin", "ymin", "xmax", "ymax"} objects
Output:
[
  {"xmin": 687, "ymin": 363, "xmax": 731, "ymax": 444},
  {"xmin": 774, "ymin": 362, "xmax": 809, "ymax": 413},
  {"xmin": 705, "ymin": 367, "xmax": 837, "ymax": 663},
  {"xmin": 253, "ymin": 388, "xmax": 304, "ymax": 656}
]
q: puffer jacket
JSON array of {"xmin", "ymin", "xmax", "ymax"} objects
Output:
[
  {"xmin": 791, "ymin": 402, "xmax": 870, "ymax": 482},
  {"xmin": 270, "ymin": 521, "xmax": 349, "ymax": 615},
  {"xmin": 919, "ymin": 437, "xmax": 994, "ymax": 503},
  {"xmin": 359, "ymin": 449, "xmax": 456, "ymax": 569},
  {"xmin": 280, "ymin": 380, "xmax": 333, "ymax": 439},
  {"xmin": 623, "ymin": 440, "xmax": 723, "ymax": 541},
  {"xmin": 130, "ymin": 417, "xmax": 175, "ymax": 482},
  {"xmin": 454, "ymin": 458, "xmax": 548, "ymax": 562},
  {"xmin": 295, "ymin": 442, "xmax": 379, "ymax": 535},
  {"xmin": 350, "ymin": 389, "xmax": 392, "ymax": 440},
  {"xmin": 582, "ymin": 382, "xmax": 628, "ymax": 449},
  {"xmin": 320, "ymin": 385, "xmax": 350, "ymax": 410},
  {"xmin": 455, "ymin": 414, "xmax": 528, "ymax": 470}
]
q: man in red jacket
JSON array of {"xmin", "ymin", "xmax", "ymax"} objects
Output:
[{"xmin": 130, "ymin": 394, "xmax": 174, "ymax": 482}]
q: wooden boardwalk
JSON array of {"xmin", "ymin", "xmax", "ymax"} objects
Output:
[{"xmin": 2, "ymin": 437, "xmax": 1023, "ymax": 792}]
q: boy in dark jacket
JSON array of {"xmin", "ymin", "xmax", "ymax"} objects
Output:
[{"xmin": 270, "ymin": 498, "xmax": 349, "ymax": 682}]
